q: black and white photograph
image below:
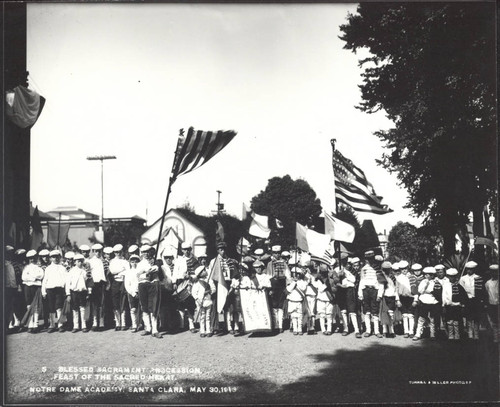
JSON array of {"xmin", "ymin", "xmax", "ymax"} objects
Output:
[{"xmin": 2, "ymin": 1, "xmax": 498, "ymax": 405}]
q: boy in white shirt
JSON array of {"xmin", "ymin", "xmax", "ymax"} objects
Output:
[
  {"xmin": 192, "ymin": 265, "xmax": 216, "ymax": 337},
  {"xmin": 286, "ymin": 268, "xmax": 308, "ymax": 336},
  {"xmin": 66, "ymin": 254, "xmax": 92, "ymax": 333}
]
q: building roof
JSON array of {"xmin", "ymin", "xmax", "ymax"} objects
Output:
[{"xmin": 47, "ymin": 206, "xmax": 99, "ymax": 221}]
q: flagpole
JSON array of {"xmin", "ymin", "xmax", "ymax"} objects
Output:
[
  {"xmin": 56, "ymin": 212, "xmax": 61, "ymax": 249},
  {"xmin": 331, "ymin": 139, "xmax": 343, "ymax": 269},
  {"xmin": 154, "ymin": 130, "xmax": 183, "ymax": 261}
]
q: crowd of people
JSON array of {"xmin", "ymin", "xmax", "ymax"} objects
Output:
[{"xmin": 5, "ymin": 241, "xmax": 499, "ymax": 342}]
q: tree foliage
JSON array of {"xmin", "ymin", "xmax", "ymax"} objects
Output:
[
  {"xmin": 340, "ymin": 3, "xmax": 496, "ymax": 256},
  {"xmin": 103, "ymin": 221, "xmax": 147, "ymax": 247},
  {"xmin": 387, "ymin": 221, "xmax": 441, "ymax": 265},
  {"xmin": 251, "ymin": 175, "xmax": 322, "ymax": 248},
  {"xmin": 174, "ymin": 207, "xmax": 244, "ymax": 260}
]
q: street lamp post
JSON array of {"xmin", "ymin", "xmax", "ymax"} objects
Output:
[{"xmin": 87, "ymin": 155, "xmax": 116, "ymax": 236}]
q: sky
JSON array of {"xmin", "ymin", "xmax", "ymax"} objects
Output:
[{"xmin": 27, "ymin": 3, "xmax": 421, "ymax": 235}]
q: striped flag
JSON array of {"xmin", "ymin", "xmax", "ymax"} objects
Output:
[
  {"xmin": 295, "ymin": 222, "xmax": 332, "ymax": 262},
  {"xmin": 324, "ymin": 212, "xmax": 356, "ymax": 243},
  {"xmin": 172, "ymin": 127, "xmax": 237, "ymax": 183},
  {"xmin": 332, "ymin": 146, "xmax": 392, "ymax": 215}
]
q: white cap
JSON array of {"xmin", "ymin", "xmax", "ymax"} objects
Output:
[
  {"xmin": 271, "ymin": 245, "xmax": 281, "ymax": 252},
  {"xmin": 254, "ymin": 248, "xmax": 264, "ymax": 256},
  {"xmin": 181, "ymin": 242, "xmax": 192, "ymax": 250},
  {"xmin": 489, "ymin": 264, "xmax": 499, "ymax": 271},
  {"xmin": 351, "ymin": 257, "xmax": 360, "ymax": 264},
  {"xmin": 423, "ymin": 266, "xmax": 436, "ymax": 274},
  {"xmin": 128, "ymin": 244, "xmax": 139, "ymax": 253},
  {"xmin": 399, "ymin": 260, "xmax": 409, "ymax": 268},
  {"xmin": 194, "ymin": 265, "xmax": 206, "ymax": 277},
  {"xmin": 74, "ymin": 254, "xmax": 84, "ymax": 261},
  {"xmin": 465, "ymin": 261, "xmax": 478, "ymax": 269},
  {"xmin": 15, "ymin": 249, "xmax": 26, "ymax": 256},
  {"xmin": 91, "ymin": 243, "xmax": 103, "ymax": 251},
  {"xmin": 281, "ymin": 251, "xmax": 290, "ymax": 257},
  {"xmin": 446, "ymin": 268, "xmax": 458, "ymax": 276},
  {"xmin": 79, "ymin": 244, "xmax": 90, "ymax": 252},
  {"xmin": 129, "ymin": 254, "xmax": 140, "ymax": 262},
  {"xmin": 411, "ymin": 263, "xmax": 422, "ymax": 271},
  {"xmin": 39, "ymin": 249, "xmax": 50, "ymax": 256},
  {"xmin": 162, "ymin": 247, "xmax": 176, "ymax": 257},
  {"xmin": 26, "ymin": 249, "xmax": 37, "ymax": 258},
  {"xmin": 113, "ymin": 244, "xmax": 123, "ymax": 252},
  {"xmin": 6, "ymin": 245, "xmax": 14, "ymax": 251},
  {"xmin": 64, "ymin": 251, "xmax": 75, "ymax": 260},
  {"xmin": 374, "ymin": 255, "xmax": 384, "ymax": 262},
  {"xmin": 391, "ymin": 263, "xmax": 400, "ymax": 271},
  {"xmin": 140, "ymin": 244, "xmax": 151, "ymax": 252},
  {"xmin": 50, "ymin": 249, "xmax": 61, "ymax": 257},
  {"xmin": 434, "ymin": 264, "xmax": 445, "ymax": 270},
  {"xmin": 103, "ymin": 247, "xmax": 113, "ymax": 254}
]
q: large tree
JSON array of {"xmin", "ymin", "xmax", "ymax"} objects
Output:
[
  {"xmin": 387, "ymin": 221, "xmax": 441, "ymax": 265},
  {"xmin": 340, "ymin": 3, "xmax": 496, "ymax": 257},
  {"xmin": 251, "ymin": 175, "xmax": 322, "ymax": 248}
]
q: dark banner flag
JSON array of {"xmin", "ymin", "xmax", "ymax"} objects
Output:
[
  {"xmin": 47, "ymin": 223, "xmax": 70, "ymax": 248},
  {"xmin": 30, "ymin": 206, "xmax": 44, "ymax": 250}
]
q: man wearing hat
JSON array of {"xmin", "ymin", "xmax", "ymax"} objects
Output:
[
  {"xmin": 66, "ymin": 253, "xmax": 92, "ymax": 333},
  {"xmin": 173, "ymin": 242, "xmax": 199, "ymax": 332},
  {"xmin": 335, "ymin": 253, "xmax": 359, "ymax": 337},
  {"xmin": 442, "ymin": 268, "xmax": 468, "ymax": 340},
  {"xmin": 192, "ymin": 265, "xmax": 216, "ymax": 337},
  {"xmin": 413, "ymin": 267, "xmax": 439, "ymax": 341},
  {"xmin": 459, "ymin": 261, "xmax": 486, "ymax": 340},
  {"xmin": 208, "ymin": 241, "xmax": 235, "ymax": 334},
  {"xmin": 485, "ymin": 265, "xmax": 499, "ymax": 342},
  {"xmin": 161, "ymin": 247, "xmax": 176, "ymax": 279},
  {"xmin": 377, "ymin": 261, "xmax": 398, "ymax": 338},
  {"xmin": 127, "ymin": 244, "xmax": 139, "ymax": 259},
  {"xmin": 137, "ymin": 245, "xmax": 163, "ymax": 338},
  {"xmin": 38, "ymin": 249, "xmax": 50, "ymax": 269},
  {"xmin": 41, "ymin": 250, "xmax": 67, "ymax": 332},
  {"xmin": 109, "ymin": 244, "xmax": 130, "ymax": 330},
  {"xmin": 286, "ymin": 267, "xmax": 308, "ymax": 335},
  {"xmin": 433, "ymin": 264, "xmax": 449, "ymax": 338},
  {"xmin": 315, "ymin": 263, "xmax": 337, "ymax": 335},
  {"xmin": 87, "ymin": 243, "xmax": 107, "ymax": 331},
  {"xmin": 63, "ymin": 251, "xmax": 75, "ymax": 272},
  {"xmin": 395, "ymin": 263, "xmax": 419, "ymax": 338},
  {"xmin": 124, "ymin": 254, "xmax": 141, "ymax": 332},
  {"xmin": 358, "ymin": 251, "xmax": 383, "ymax": 337},
  {"xmin": 266, "ymin": 245, "xmax": 290, "ymax": 333},
  {"xmin": 22, "ymin": 250, "xmax": 45, "ymax": 333}
]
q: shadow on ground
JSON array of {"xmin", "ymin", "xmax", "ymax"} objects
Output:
[{"xmin": 8, "ymin": 336, "xmax": 498, "ymax": 405}]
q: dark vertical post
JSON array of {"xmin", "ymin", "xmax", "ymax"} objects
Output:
[{"xmin": 3, "ymin": 3, "xmax": 29, "ymax": 249}]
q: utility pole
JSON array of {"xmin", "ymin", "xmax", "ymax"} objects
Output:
[
  {"xmin": 87, "ymin": 155, "xmax": 116, "ymax": 236},
  {"xmin": 211, "ymin": 190, "xmax": 226, "ymax": 217}
]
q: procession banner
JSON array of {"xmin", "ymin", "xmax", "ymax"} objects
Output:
[{"xmin": 240, "ymin": 288, "xmax": 272, "ymax": 333}]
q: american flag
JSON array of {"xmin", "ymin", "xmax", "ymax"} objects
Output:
[
  {"xmin": 172, "ymin": 127, "xmax": 237, "ymax": 183},
  {"xmin": 332, "ymin": 146, "xmax": 392, "ymax": 215}
]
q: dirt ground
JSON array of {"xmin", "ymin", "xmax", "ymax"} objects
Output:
[{"xmin": 5, "ymin": 324, "xmax": 499, "ymax": 405}]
